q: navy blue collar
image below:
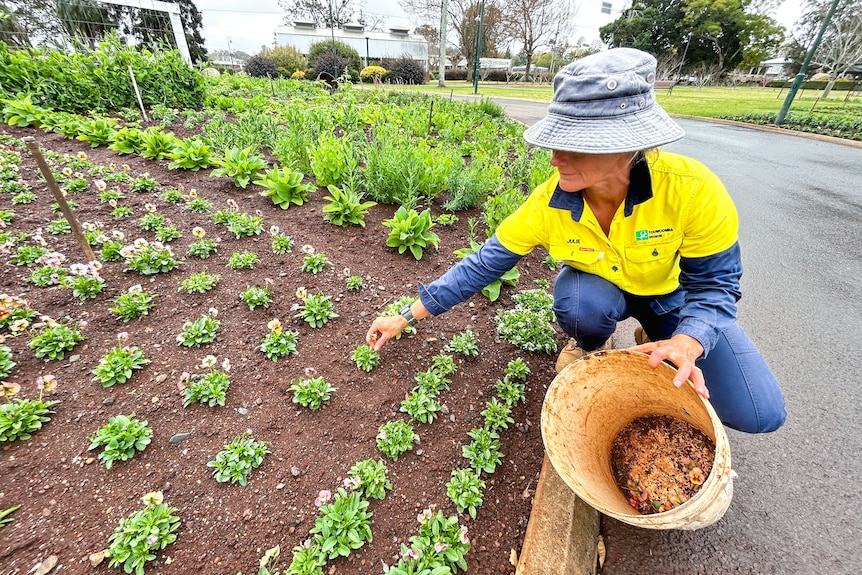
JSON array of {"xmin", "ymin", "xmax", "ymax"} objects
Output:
[{"xmin": 548, "ymin": 157, "xmax": 653, "ymax": 220}]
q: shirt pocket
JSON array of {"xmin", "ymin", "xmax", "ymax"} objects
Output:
[
  {"xmin": 551, "ymin": 244, "xmax": 603, "ymax": 274},
  {"xmin": 624, "ymin": 238, "xmax": 681, "ymax": 285}
]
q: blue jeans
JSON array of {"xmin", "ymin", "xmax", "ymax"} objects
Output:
[{"xmin": 552, "ymin": 266, "xmax": 786, "ymax": 434}]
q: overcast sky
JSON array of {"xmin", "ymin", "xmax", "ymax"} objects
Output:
[{"xmin": 195, "ymin": 0, "xmax": 804, "ymax": 56}]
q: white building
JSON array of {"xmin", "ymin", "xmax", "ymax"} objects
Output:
[{"xmin": 275, "ymin": 22, "xmax": 429, "ymax": 70}]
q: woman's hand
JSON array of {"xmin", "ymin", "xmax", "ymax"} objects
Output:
[
  {"xmin": 631, "ymin": 334, "xmax": 709, "ymax": 399},
  {"xmin": 365, "ymin": 315, "xmax": 408, "ymax": 351}
]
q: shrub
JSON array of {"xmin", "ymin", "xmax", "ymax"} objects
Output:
[
  {"xmin": 382, "ymin": 57, "xmax": 425, "ymax": 85},
  {"xmin": 244, "ymin": 54, "xmax": 278, "ymax": 78},
  {"xmin": 360, "ymin": 65, "xmax": 386, "ymax": 82},
  {"xmin": 307, "ymin": 40, "xmax": 361, "ymax": 77},
  {"xmin": 260, "ymin": 45, "xmax": 307, "ymax": 77},
  {"xmin": 291, "ymin": 70, "xmax": 306, "ymax": 79}
]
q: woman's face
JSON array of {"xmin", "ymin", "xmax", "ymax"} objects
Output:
[{"xmin": 550, "ymin": 150, "xmax": 634, "ymax": 192}]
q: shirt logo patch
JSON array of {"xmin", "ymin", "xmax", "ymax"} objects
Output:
[
  {"xmin": 567, "ymin": 238, "xmax": 581, "ymax": 244},
  {"xmin": 635, "ymin": 228, "xmax": 673, "ymax": 241}
]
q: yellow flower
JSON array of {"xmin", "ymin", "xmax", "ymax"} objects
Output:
[
  {"xmin": 295, "ymin": 286, "xmax": 307, "ymax": 301},
  {"xmin": 61, "ymin": 167, "xmax": 72, "ymax": 176},
  {"xmin": 141, "ymin": 491, "xmax": 164, "ymax": 506},
  {"xmin": 192, "ymin": 227, "xmax": 206, "ymax": 238},
  {"xmin": 267, "ymin": 319, "xmax": 282, "ymax": 334},
  {"xmin": 188, "ymin": 189, "xmax": 198, "ymax": 198},
  {"xmin": 77, "ymin": 151, "xmax": 88, "ymax": 160}
]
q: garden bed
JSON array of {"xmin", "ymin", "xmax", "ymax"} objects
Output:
[{"xmin": 0, "ymin": 124, "xmax": 563, "ymax": 575}]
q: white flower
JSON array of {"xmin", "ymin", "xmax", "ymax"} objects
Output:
[
  {"xmin": 201, "ymin": 355, "xmax": 217, "ymax": 368},
  {"xmin": 268, "ymin": 225, "xmax": 279, "ymax": 236},
  {"xmin": 208, "ymin": 307, "xmax": 218, "ymax": 317},
  {"xmin": 221, "ymin": 357, "xmax": 231, "ymax": 372},
  {"xmin": 112, "ymin": 230, "xmax": 125, "ymax": 241}
]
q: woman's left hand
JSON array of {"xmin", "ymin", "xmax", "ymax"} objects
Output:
[{"xmin": 631, "ymin": 334, "xmax": 709, "ymax": 399}]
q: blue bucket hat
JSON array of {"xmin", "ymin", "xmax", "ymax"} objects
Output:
[{"xmin": 523, "ymin": 48, "xmax": 684, "ymax": 154}]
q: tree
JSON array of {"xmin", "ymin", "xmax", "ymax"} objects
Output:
[
  {"xmin": 790, "ymin": 0, "xmax": 862, "ymax": 98},
  {"xmin": 0, "ymin": 5, "xmax": 30, "ymax": 47},
  {"xmin": 501, "ymin": 0, "xmax": 574, "ymax": 81},
  {"xmin": 278, "ymin": 0, "xmax": 356, "ymax": 28},
  {"xmin": 56, "ymin": 0, "xmax": 123, "ymax": 50},
  {"xmin": 399, "ymin": 0, "xmax": 506, "ymax": 76},
  {"xmin": 600, "ymin": 0, "xmax": 784, "ymax": 79},
  {"xmin": 0, "ymin": 0, "xmax": 67, "ymax": 47}
]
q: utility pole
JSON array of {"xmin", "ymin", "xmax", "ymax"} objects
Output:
[
  {"xmin": 471, "ymin": 0, "xmax": 485, "ymax": 94},
  {"xmin": 776, "ymin": 0, "xmax": 840, "ymax": 126},
  {"xmin": 329, "ymin": 0, "xmax": 338, "ymax": 77},
  {"xmin": 438, "ymin": 0, "xmax": 448, "ymax": 87}
]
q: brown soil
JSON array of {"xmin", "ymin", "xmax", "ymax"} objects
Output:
[
  {"xmin": 0, "ymin": 124, "xmax": 566, "ymax": 574},
  {"xmin": 611, "ymin": 415, "xmax": 715, "ymax": 515}
]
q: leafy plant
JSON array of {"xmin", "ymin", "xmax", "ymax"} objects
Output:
[
  {"xmin": 294, "ymin": 293, "xmax": 338, "ymax": 328},
  {"xmin": 322, "ymin": 184, "xmax": 376, "ymax": 227},
  {"xmin": 0, "ymin": 376, "xmax": 58, "ymax": 442},
  {"xmin": 88, "ymin": 414, "xmax": 152, "ymax": 468},
  {"xmin": 0, "ymin": 505, "xmax": 20, "ymax": 528},
  {"xmin": 347, "ymin": 459, "xmax": 392, "ymax": 500},
  {"xmin": 184, "ymin": 356, "xmax": 231, "ymax": 407},
  {"xmin": 376, "ymin": 420, "xmax": 419, "ymax": 461},
  {"xmin": 176, "ymin": 309, "xmax": 220, "ymax": 347},
  {"xmin": 481, "ymin": 397, "xmax": 514, "ymax": 432},
  {"xmin": 544, "ymin": 254, "xmax": 562, "ymax": 270},
  {"xmin": 122, "ymin": 241, "xmax": 178, "ymax": 275},
  {"xmin": 0, "ymin": 344, "xmax": 15, "ymax": 379},
  {"xmin": 351, "ymin": 344, "xmax": 380, "ymax": 372},
  {"xmin": 92, "ymin": 333, "xmax": 150, "ymax": 387},
  {"xmin": 211, "ymin": 146, "xmax": 268, "ymax": 188},
  {"xmin": 29, "ymin": 319, "xmax": 86, "ymax": 360},
  {"xmin": 505, "ymin": 357, "xmax": 530, "ymax": 381},
  {"xmin": 387, "ymin": 511, "xmax": 471, "ymax": 574},
  {"xmin": 445, "ymin": 329, "xmax": 479, "ymax": 357},
  {"xmin": 140, "ymin": 127, "xmax": 178, "ymax": 160},
  {"xmin": 168, "ymin": 136, "xmax": 213, "ymax": 170},
  {"xmin": 227, "ymin": 212, "xmax": 263, "ymax": 238},
  {"xmin": 109, "ymin": 127, "xmax": 144, "ymax": 155},
  {"xmin": 400, "ymin": 389, "xmax": 440, "ymax": 424},
  {"xmin": 187, "ymin": 238, "xmax": 218, "ymax": 259},
  {"xmin": 496, "ymin": 378, "xmax": 526, "ymax": 407},
  {"xmin": 446, "ymin": 468, "xmax": 485, "ymax": 519},
  {"xmin": 495, "ymin": 293, "xmax": 557, "ymax": 354},
  {"xmin": 288, "ymin": 372, "xmax": 335, "ymax": 410},
  {"xmin": 383, "ymin": 206, "xmax": 440, "ymax": 260},
  {"xmin": 309, "ymin": 133, "xmax": 358, "ymax": 189},
  {"xmin": 453, "ymin": 240, "xmax": 519, "ymax": 301},
  {"xmin": 345, "ymin": 275, "xmax": 363, "ymax": 291},
  {"xmin": 240, "ymin": 285, "xmax": 272, "ymax": 310},
  {"xmin": 185, "ymin": 196, "xmax": 211, "ymax": 213},
  {"xmin": 255, "ymin": 165, "xmax": 315, "ymax": 208},
  {"xmin": 431, "ymin": 354, "xmax": 458, "ymax": 378},
  {"xmin": 110, "ymin": 285, "xmax": 155, "ymax": 321},
  {"xmin": 11, "ymin": 245, "xmax": 48, "ymax": 266},
  {"xmin": 160, "ymin": 187, "xmax": 183, "ymax": 202},
  {"xmin": 462, "ymin": 427, "xmax": 502, "ymax": 475},
  {"xmin": 227, "ymin": 250, "xmax": 259, "ymax": 269},
  {"xmin": 154, "ymin": 223, "xmax": 181, "ymax": 243},
  {"xmin": 1, "ymin": 94, "xmax": 46, "ymax": 127},
  {"xmin": 75, "ymin": 117, "xmax": 118, "ymax": 147},
  {"xmin": 45, "ymin": 218, "xmax": 71, "ymax": 234},
  {"xmin": 482, "ymin": 188, "xmax": 526, "ymax": 237},
  {"xmin": 208, "ymin": 432, "xmax": 270, "ymax": 485},
  {"xmin": 413, "ymin": 369, "xmax": 450, "ymax": 396},
  {"xmin": 138, "ymin": 211, "xmax": 166, "ymax": 232},
  {"xmin": 105, "ymin": 492, "xmax": 180, "ymax": 575},
  {"xmin": 300, "ymin": 246, "xmax": 329, "ymax": 274},
  {"xmin": 129, "ymin": 173, "xmax": 158, "ymax": 193},
  {"xmin": 178, "ymin": 271, "xmax": 220, "ymax": 294},
  {"xmin": 271, "ymin": 231, "xmax": 294, "ymax": 254},
  {"xmin": 309, "ymin": 488, "xmax": 373, "ymax": 560},
  {"xmin": 258, "ymin": 319, "xmax": 299, "ymax": 361}
]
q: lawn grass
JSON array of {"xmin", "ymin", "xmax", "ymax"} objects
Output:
[{"xmin": 363, "ymin": 81, "xmax": 862, "ymax": 119}]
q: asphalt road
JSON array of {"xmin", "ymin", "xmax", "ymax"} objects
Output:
[{"xmin": 491, "ymin": 97, "xmax": 862, "ymax": 574}]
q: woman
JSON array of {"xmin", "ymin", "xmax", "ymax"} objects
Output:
[{"xmin": 366, "ymin": 48, "xmax": 786, "ymax": 434}]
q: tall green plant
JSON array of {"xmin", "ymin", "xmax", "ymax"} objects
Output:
[
  {"xmin": 382, "ymin": 206, "xmax": 440, "ymax": 260},
  {"xmin": 210, "ymin": 146, "xmax": 268, "ymax": 188}
]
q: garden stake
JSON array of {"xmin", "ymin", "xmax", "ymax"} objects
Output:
[
  {"xmin": 128, "ymin": 65, "xmax": 149, "ymax": 122},
  {"xmin": 22, "ymin": 137, "xmax": 97, "ymax": 263},
  {"xmin": 427, "ymin": 100, "xmax": 434, "ymax": 135}
]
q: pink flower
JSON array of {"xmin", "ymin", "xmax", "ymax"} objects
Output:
[
  {"xmin": 459, "ymin": 525, "xmax": 469, "ymax": 544},
  {"xmin": 401, "ymin": 549, "xmax": 420, "ymax": 561},
  {"xmin": 304, "ymin": 367, "xmax": 317, "ymax": 377},
  {"xmin": 36, "ymin": 374, "xmax": 57, "ymax": 392},
  {"xmin": 434, "ymin": 543, "xmax": 448, "ymax": 553},
  {"xmin": 314, "ymin": 489, "xmax": 331, "ymax": 507},
  {"xmin": 146, "ymin": 533, "xmax": 158, "ymax": 546},
  {"xmin": 1, "ymin": 381, "xmax": 21, "ymax": 398},
  {"xmin": 117, "ymin": 332, "xmax": 130, "ymax": 344}
]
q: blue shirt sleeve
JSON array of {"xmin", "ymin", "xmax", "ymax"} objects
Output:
[
  {"xmin": 418, "ymin": 235, "xmax": 524, "ymax": 316},
  {"xmin": 673, "ymin": 242, "xmax": 743, "ymax": 358}
]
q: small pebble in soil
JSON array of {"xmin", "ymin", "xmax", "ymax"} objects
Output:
[
  {"xmin": 291, "ymin": 466, "xmax": 301, "ymax": 477},
  {"xmin": 169, "ymin": 433, "xmax": 191, "ymax": 444},
  {"xmin": 102, "ymin": 397, "xmax": 114, "ymax": 406}
]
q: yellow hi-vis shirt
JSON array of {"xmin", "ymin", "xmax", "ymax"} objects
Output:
[{"xmin": 495, "ymin": 151, "xmax": 739, "ymax": 296}]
